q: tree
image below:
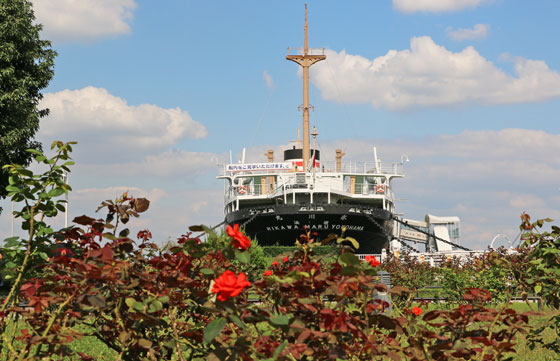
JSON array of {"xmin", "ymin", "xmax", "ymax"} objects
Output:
[{"xmin": 0, "ymin": 0, "xmax": 56, "ymax": 213}]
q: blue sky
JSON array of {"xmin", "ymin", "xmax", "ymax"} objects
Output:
[{"xmin": 2, "ymin": 0, "xmax": 560, "ymax": 249}]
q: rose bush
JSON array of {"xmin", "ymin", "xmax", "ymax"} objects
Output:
[{"xmin": 0, "ymin": 142, "xmax": 541, "ymax": 360}]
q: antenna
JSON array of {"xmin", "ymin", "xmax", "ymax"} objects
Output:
[{"xmin": 286, "ymin": 4, "xmax": 326, "ymax": 172}]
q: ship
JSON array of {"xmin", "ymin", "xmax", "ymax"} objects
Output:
[{"xmin": 217, "ymin": 5, "xmax": 404, "ymax": 254}]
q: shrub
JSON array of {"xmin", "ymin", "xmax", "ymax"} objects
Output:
[{"xmin": 0, "ymin": 143, "xmax": 537, "ymax": 360}]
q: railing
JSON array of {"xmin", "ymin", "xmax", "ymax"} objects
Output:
[
  {"xmin": 225, "ymin": 182, "xmax": 392, "ymax": 203},
  {"xmin": 345, "ymin": 183, "xmax": 390, "ymax": 196},
  {"xmin": 287, "ymin": 47, "xmax": 325, "ymax": 56}
]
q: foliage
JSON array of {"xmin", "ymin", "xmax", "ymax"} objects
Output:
[
  {"xmin": 0, "ymin": 144, "xmax": 548, "ymax": 360},
  {"xmin": 262, "ymin": 245, "xmax": 337, "ymax": 257},
  {"xmin": 0, "ymin": 141, "xmax": 73, "ymax": 308},
  {"xmin": 0, "ymin": 0, "xmax": 57, "ymax": 212},
  {"xmin": 382, "ymin": 248, "xmax": 527, "ymax": 307},
  {"xmin": 518, "ymin": 214, "xmax": 560, "ymax": 353}
]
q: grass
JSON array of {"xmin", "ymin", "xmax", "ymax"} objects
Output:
[
  {"xmin": 510, "ymin": 303, "xmax": 559, "ymax": 361},
  {"xmin": 2, "ymin": 303, "xmax": 558, "ymax": 360}
]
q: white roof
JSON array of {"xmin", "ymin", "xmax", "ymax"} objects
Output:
[{"xmin": 425, "ymin": 214, "xmax": 460, "ymax": 224}]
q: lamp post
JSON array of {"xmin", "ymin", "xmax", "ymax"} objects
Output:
[
  {"xmin": 63, "ymin": 172, "xmax": 69, "ymax": 228},
  {"xmin": 10, "ymin": 201, "xmax": 14, "ymax": 237}
]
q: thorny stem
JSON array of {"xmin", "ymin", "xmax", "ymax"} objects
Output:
[
  {"xmin": 1, "ymin": 206, "xmax": 36, "ymax": 313},
  {"xmin": 2, "ymin": 329, "xmax": 18, "ymax": 360},
  {"xmin": 1, "ymin": 151, "xmax": 65, "ymax": 314},
  {"xmin": 32, "ymin": 288, "xmax": 78, "ymax": 358},
  {"xmin": 420, "ymin": 338, "xmax": 432, "ymax": 361},
  {"xmin": 169, "ymin": 307, "xmax": 187, "ymax": 361},
  {"xmin": 42, "ymin": 288, "xmax": 77, "ymax": 338}
]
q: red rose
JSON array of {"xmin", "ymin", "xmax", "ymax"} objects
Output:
[
  {"xmin": 283, "ymin": 256, "xmax": 289, "ymax": 263},
  {"xmin": 365, "ymin": 255, "xmax": 380, "ymax": 267},
  {"xmin": 271, "ymin": 261, "xmax": 279, "ymax": 267},
  {"xmin": 412, "ymin": 306, "xmax": 422, "ymax": 316},
  {"xmin": 264, "ymin": 270, "xmax": 272, "ymax": 277},
  {"xmin": 226, "ymin": 224, "xmax": 251, "ymax": 250},
  {"xmin": 212, "ymin": 270, "xmax": 251, "ymax": 302}
]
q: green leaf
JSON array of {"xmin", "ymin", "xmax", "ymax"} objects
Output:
[
  {"xmin": 535, "ymin": 285, "xmax": 542, "ymax": 294},
  {"xmin": 341, "ymin": 266, "xmax": 358, "ymax": 276},
  {"xmin": 150, "ymin": 300, "xmax": 163, "ymax": 312},
  {"xmin": 138, "ymin": 339, "xmax": 152, "ymax": 349},
  {"xmin": 158, "ymin": 295, "xmax": 170, "ymax": 303},
  {"xmin": 204, "ymin": 317, "xmax": 226, "ymax": 344},
  {"xmin": 228, "ymin": 314, "xmax": 246, "ymax": 330},
  {"xmin": 133, "ymin": 301, "xmax": 144, "ymax": 312},
  {"xmin": 200, "ymin": 268, "xmax": 215, "ymax": 276},
  {"xmin": 88, "ymin": 295, "xmax": 107, "ymax": 308},
  {"xmin": 3, "ymin": 237, "xmax": 19, "ymax": 247},
  {"xmin": 298, "ymin": 298, "xmax": 315, "ymax": 304},
  {"xmin": 337, "ymin": 236, "xmax": 360, "ymax": 249},
  {"xmin": 235, "ymin": 249, "xmax": 250, "ymax": 264},
  {"xmin": 26, "ymin": 149, "xmax": 42, "ymax": 156},
  {"xmin": 5, "ymin": 185, "xmax": 19, "ymax": 192},
  {"xmin": 119, "ymin": 228, "xmax": 130, "ymax": 238},
  {"xmin": 272, "ymin": 340, "xmax": 288, "ymax": 360},
  {"xmin": 47, "ymin": 188, "xmax": 65, "ymax": 197},
  {"xmin": 103, "ymin": 233, "xmax": 117, "ymax": 241},
  {"xmin": 125, "ymin": 298, "xmax": 136, "ymax": 308},
  {"xmin": 19, "ymin": 169, "xmax": 33, "ymax": 177},
  {"xmin": 340, "ymin": 252, "xmax": 360, "ymax": 266},
  {"xmin": 269, "ymin": 314, "xmax": 291, "ymax": 327}
]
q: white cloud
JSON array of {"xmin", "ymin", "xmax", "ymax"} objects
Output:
[
  {"xmin": 32, "ymin": 0, "xmax": 136, "ymax": 42},
  {"xmin": 509, "ymin": 194, "xmax": 546, "ymax": 209},
  {"xmin": 263, "ymin": 70, "xmax": 274, "ymax": 89},
  {"xmin": 74, "ymin": 186, "xmax": 166, "ymax": 203},
  {"xmin": 447, "ymin": 24, "xmax": 489, "ymax": 41},
  {"xmin": 393, "ymin": 0, "xmax": 489, "ymax": 13},
  {"xmin": 3, "ymin": 128, "xmax": 560, "ymax": 249},
  {"xmin": 311, "ymin": 37, "xmax": 560, "ymax": 110},
  {"xmin": 302, "ymin": 129, "xmax": 560, "ymax": 248},
  {"xmin": 40, "ymin": 87, "xmax": 207, "ymax": 150},
  {"xmin": 85, "ymin": 150, "xmax": 224, "ymax": 178}
]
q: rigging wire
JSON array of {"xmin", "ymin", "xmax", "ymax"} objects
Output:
[
  {"xmin": 393, "ymin": 217, "xmax": 472, "ymax": 251},
  {"xmin": 249, "ymin": 86, "xmax": 275, "ymax": 149},
  {"xmin": 324, "ymin": 57, "xmax": 360, "ymax": 139}
]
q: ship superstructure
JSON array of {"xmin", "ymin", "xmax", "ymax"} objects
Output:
[{"xmin": 217, "ymin": 6, "xmax": 404, "ymax": 253}]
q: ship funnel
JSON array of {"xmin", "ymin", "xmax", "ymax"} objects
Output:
[{"xmin": 336, "ymin": 149, "xmax": 345, "ymax": 172}]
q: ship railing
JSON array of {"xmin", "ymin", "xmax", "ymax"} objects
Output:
[
  {"xmin": 359, "ymin": 251, "xmax": 488, "ymax": 266},
  {"xmin": 218, "ymin": 161, "xmax": 404, "ymax": 176},
  {"xmin": 224, "ymin": 179, "xmax": 395, "ymax": 203},
  {"xmin": 345, "ymin": 183, "xmax": 393, "ymax": 197},
  {"xmin": 321, "ymin": 161, "xmax": 404, "ymax": 175},
  {"xmin": 227, "ymin": 183, "xmax": 271, "ymax": 198},
  {"xmin": 287, "ymin": 47, "xmax": 326, "ymax": 56}
]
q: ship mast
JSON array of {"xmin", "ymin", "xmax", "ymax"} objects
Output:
[{"xmin": 286, "ymin": 4, "xmax": 325, "ymax": 171}]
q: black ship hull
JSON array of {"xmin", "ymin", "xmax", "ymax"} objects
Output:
[{"xmin": 226, "ymin": 204, "xmax": 393, "ymax": 254}]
